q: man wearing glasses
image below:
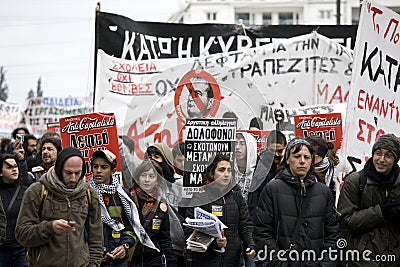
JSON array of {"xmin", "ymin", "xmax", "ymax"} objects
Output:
[{"xmin": 338, "ymin": 134, "xmax": 400, "ymax": 266}]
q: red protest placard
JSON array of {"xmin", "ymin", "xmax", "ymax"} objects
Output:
[
  {"xmin": 59, "ymin": 113, "xmax": 121, "ymax": 179},
  {"xmin": 294, "ymin": 113, "xmax": 343, "ymax": 150},
  {"xmin": 46, "ymin": 122, "xmax": 60, "ymax": 134},
  {"xmin": 238, "ymin": 130, "xmax": 270, "ymax": 155}
]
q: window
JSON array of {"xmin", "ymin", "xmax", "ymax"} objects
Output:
[
  {"xmin": 207, "ymin": 12, "xmax": 217, "ymax": 21},
  {"xmin": 263, "ymin": 13, "xmax": 272, "ymax": 25},
  {"xmin": 235, "ymin": 12, "xmax": 250, "ymax": 25},
  {"xmin": 319, "ymin": 10, "xmax": 332, "ymax": 19},
  {"xmin": 279, "ymin": 12, "xmax": 294, "ymax": 25}
]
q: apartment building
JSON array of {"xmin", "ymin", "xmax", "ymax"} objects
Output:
[{"xmin": 177, "ymin": 0, "xmax": 400, "ymax": 25}]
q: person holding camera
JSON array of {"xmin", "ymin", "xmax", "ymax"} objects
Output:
[{"xmin": 15, "ymin": 146, "xmax": 103, "ymax": 267}]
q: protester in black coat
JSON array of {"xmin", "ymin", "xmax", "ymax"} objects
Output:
[
  {"xmin": 185, "ymin": 154, "xmax": 256, "ymax": 267},
  {"xmin": 0, "ymin": 154, "xmax": 29, "ymax": 266},
  {"xmin": 253, "ymin": 138, "xmax": 339, "ymax": 267},
  {"xmin": 248, "ymin": 130, "xmax": 287, "ymax": 218}
]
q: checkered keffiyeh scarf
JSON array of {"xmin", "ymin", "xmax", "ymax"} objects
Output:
[{"xmin": 89, "ymin": 175, "xmax": 159, "ymax": 251}]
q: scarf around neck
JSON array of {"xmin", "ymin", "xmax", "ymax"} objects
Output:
[{"xmin": 89, "ymin": 174, "xmax": 159, "ymax": 252}]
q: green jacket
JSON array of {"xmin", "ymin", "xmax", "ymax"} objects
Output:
[
  {"xmin": 15, "ymin": 167, "xmax": 103, "ymax": 267},
  {"xmin": 337, "ymin": 170, "xmax": 400, "ymax": 266}
]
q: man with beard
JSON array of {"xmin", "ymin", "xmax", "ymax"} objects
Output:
[
  {"xmin": 27, "ymin": 137, "xmax": 62, "ymax": 184},
  {"xmin": 15, "ymin": 146, "xmax": 103, "ymax": 266},
  {"xmin": 338, "ymin": 134, "xmax": 400, "ymax": 266},
  {"xmin": 247, "ymin": 130, "xmax": 287, "ymax": 218}
]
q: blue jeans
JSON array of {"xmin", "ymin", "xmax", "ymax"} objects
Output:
[{"xmin": 0, "ymin": 246, "xmax": 29, "ymax": 267}]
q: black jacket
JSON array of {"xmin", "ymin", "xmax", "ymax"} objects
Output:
[
  {"xmin": 248, "ymin": 150, "xmax": 278, "ymax": 218},
  {"xmin": 185, "ymin": 185, "xmax": 255, "ymax": 267},
  {"xmin": 130, "ymin": 194, "xmax": 177, "ymax": 267},
  {"xmin": 253, "ymin": 169, "xmax": 339, "ymax": 267},
  {"xmin": 0, "ymin": 181, "xmax": 26, "ymax": 249},
  {"xmin": 102, "ymin": 188, "xmax": 136, "ymax": 265}
]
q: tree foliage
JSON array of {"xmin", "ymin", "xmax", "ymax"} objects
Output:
[{"xmin": 0, "ymin": 66, "xmax": 8, "ymax": 101}]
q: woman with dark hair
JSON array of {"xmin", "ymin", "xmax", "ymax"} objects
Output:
[
  {"xmin": 185, "ymin": 153, "xmax": 256, "ymax": 267},
  {"xmin": 0, "ymin": 154, "xmax": 29, "ymax": 266},
  {"xmin": 253, "ymin": 138, "xmax": 339, "ymax": 267},
  {"xmin": 305, "ymin": 135, "xmax": 339, "ymax": 199},
  {"xmin": 129, "ymin": 159, "xmax": 177, "ymax": 267}
]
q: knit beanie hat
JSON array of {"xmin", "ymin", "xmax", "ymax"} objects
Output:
[
  {"xmin": 55, "ymin": 146, "xmax": 86, "ymax": 179},
  {"xmin": 372, "ymin": 134, "xmax": 400, "ymax": 162}
]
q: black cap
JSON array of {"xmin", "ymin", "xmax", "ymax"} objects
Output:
[{"xmin": 55, "ymin": 146, "xmax": 86, "ymax": 180}]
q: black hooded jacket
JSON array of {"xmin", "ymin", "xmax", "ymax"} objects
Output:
[{"xmin": 253, "ymin": 168, "xmax": 339, "ymax": 267}]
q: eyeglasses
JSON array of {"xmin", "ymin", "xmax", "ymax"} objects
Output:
[{"xmin": 374, "ymin": 150, "xmax": 395, "ymax": 160}]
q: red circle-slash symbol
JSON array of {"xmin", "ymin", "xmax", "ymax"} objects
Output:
[{"xmin": 174, "ymin": 69, "xmax": 221, "ymax": 123}]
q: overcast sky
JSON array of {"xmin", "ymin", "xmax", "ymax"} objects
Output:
[{"xmin": 0, "ymin": 0, "xmax": 184, "ymax": 104}]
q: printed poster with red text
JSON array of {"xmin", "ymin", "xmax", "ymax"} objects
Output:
[
  {"xmin": 238, "ymin": 130, "xmax": 270, "ymax": 155},
  {"xmin": 59, "ymin": 113, "xmax": 122, "ymax": 180},
  {"xmin": 342, "ymin": 1, "xmax": 400, "ymax": 174},
  {"xmin": 294, "ymin": 113, "xmax": 343, "ymax": 150}
]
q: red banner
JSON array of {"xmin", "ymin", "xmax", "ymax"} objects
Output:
[
  {"xmin": 294, "ymin": 113, "xmax": 343, "ymax": 150},
  {"xmin": 238, "ymin": 130, "xmax": 270, "ymax": 155},
  {"xmin": 59, "ymin": 113, "xmax": 121, "ymax": 179}
]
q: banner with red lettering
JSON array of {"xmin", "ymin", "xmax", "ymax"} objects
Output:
[
  {"xmin": 342, "ymin": 1, "xmax": 400, "ymax": 173},
  {"xmin": 0, "ymin": 100, "xmax": 22, "ymax": 137},
  {"xmin": 294, "ymin": 113, "xmax": 343, "ymax": 150},
  {"xmin": 238, "ymin": 130, "xmax": 270, "ymax": 154},
  {"xmin": 59, "ymin": 113, "xmax": 122, "ymax": 180},
  {"xmin": 95, "ymin": 31, "xmax": 353, "ymax": 164}
]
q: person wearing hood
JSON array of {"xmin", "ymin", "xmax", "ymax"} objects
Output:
[
  {"xmin": 15, "ymin": 146, "xmax": 103, "ymax": 267},
  {"xmin": 248, "ymin": 130, "xmax": 287, "ymax": 218},
  {"xmin": 235, "ymin": 132, "xmax": 258, "ymax": 202},
  {"xmin": 145, "ymin": 143, "xmax": 175, "ymax": 184},
  {"xmin": 185, "ymin": 153, "xmax": 256, "ymax": 267},
  {"xmin": 234, "ymin": 132, "xmax": 258, "ymax": 267},
  {"xmin": 337, "ymin": 134, "xmax": 400, "ymax": 267},
  {"xmin": 253, "ymin": 138, "xmax": 339, "ymax": 267}
]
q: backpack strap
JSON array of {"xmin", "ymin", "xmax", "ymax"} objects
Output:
[
  {"xmin": 38, "ymin": 184, "xmax": 48, "ymax": 218},
  {"xmin": 86, "ymin": 188, "xmax": 92, "ymax": 205}
]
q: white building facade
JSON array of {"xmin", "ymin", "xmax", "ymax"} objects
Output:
[{"xmin": 179, "ymin": 0, "xmax": 400, "ymax": 25}]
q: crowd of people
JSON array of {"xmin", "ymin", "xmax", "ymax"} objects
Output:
[{"xmin": 0, "ymin": 124, "xmax": 400, "ymax": 267}]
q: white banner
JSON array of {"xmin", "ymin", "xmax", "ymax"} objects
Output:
[
  {"xmin": 95, "ymin": 32, "xmax": 353, "ymax": 162},
  {"xmin": 342, "ymin": 1, "xmax": 400, "ymax": 173},
  {"xmin": 0, "ymin": 100, "xmax": 22, "ymax": 137}
]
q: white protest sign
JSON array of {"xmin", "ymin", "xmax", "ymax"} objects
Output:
[{"xmin": 342, "ymin": 1, "xmax": 400, "ymax": 173}]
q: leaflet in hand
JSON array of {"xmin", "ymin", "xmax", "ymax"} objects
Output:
[{"xmin": 183, "ymin": 207, "xmax": 228, "ymax": 238}]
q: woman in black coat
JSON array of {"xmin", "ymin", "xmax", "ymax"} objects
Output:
[
  {"xmin": 253, "ymin": 138, "xmax": 339, "ymax": 267},
  {"xmin": 0, "ymin": 153, "xmax": 29, "ymax": 266},
  {"xmin": 185, "ymin": 154, "xmax": 256, "ymax": 267}
]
